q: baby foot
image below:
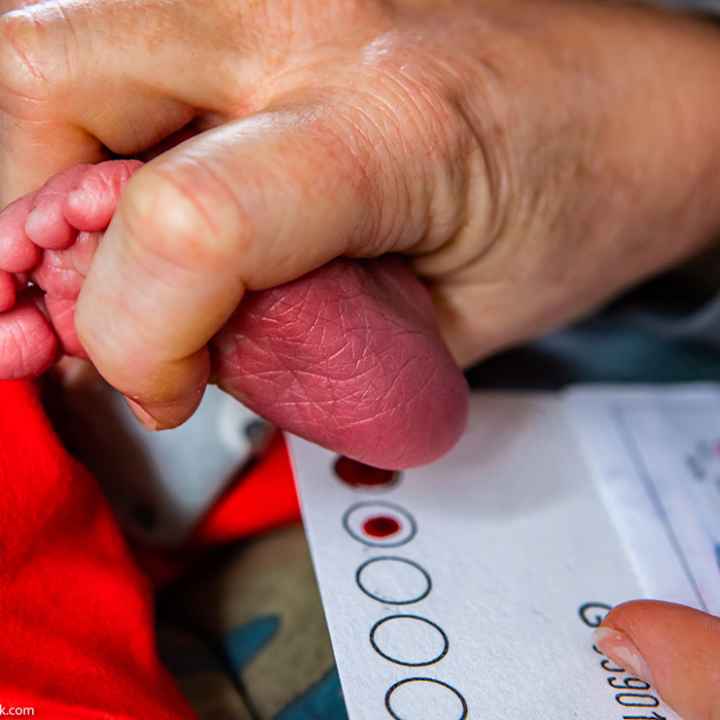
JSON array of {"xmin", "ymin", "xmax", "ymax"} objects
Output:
[
  {"xmin": 0, "ymin": 160, "xmax": 467, "ymax": 467},
  {"xmin": 0, "ymin": 161, "xmax": 142, "ymax": 379},
  {"xmin": 213, "ymin": 256, "xmax": 468, "ymax": 468}
]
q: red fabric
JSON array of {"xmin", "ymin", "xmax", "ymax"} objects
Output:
[
  {"xmin": 132, "ymin": 434, "xmax": 301, "ymax": 586},
  {"xmin": 0, "ymin": 380, "xmax": 299, "ymax": 717},
  {"xmin": 191, "ymin": 433, "xmax": 300, "ymax": 546}
]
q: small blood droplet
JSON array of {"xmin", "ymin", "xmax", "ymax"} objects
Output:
[
  {"xmin": 335, "ymin": 456, "xmax": 398, "ymax": 489},
  {"xmin": 362, "ymin": 515, "xmax": 401, "ymax": 538}
]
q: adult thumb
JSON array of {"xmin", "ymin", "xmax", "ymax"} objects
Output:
[
  {"xmin": 595, "ymin": 600, "xmax": 720, "ymax": 720},
  {"xmin": 76, "ymin": 100, "xmax": 455, "ymax": 431}
]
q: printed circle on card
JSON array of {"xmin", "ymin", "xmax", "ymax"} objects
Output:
[
  {"xmin": 370, "ymin": 615, "xmax": 449, "ymax": 667},
  {"xmin": 356, "ymin": 557, "xmax": 432, "ymax": 605},
  {"xmin": 385, "ymin": 678, "xmax": 468, "ymax": 720},
  {"xmin": 342, "ymin": 501, "xmax": 417, "ymax": 547}
]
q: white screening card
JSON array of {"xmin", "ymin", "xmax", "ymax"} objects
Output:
[{"xmin": 288, "ymin": 388, "xmax": 719, "ymax": 720}]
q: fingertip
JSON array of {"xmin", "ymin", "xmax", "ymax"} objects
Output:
[
  {"xmin": 126, "ymin": 382, "xmax": 207, "ymax": 431},
  {"xmin": 593, "ymin": 625, "xmax": 655, "ymax": 686},
  {"xmin": 75, "ymin": 269, "xmax": 212, "ymax": 429},
  {"xmin": 599, "ymin": 600, "xmax": 720, "ymax": 720}
]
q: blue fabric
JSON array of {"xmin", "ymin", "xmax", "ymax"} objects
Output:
[{"xmin": 224, "ymin": 616, "xmax": 281, "ymax": 674}]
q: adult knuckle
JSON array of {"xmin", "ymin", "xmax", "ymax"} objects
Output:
[
  {"xmin": 331, "ymin": 56, "xmax": 484, "ymax": 253},
  {"xmin": 306, "ymin": 107, "xmax": 388, "ymax": 248},
  {"xmin": 0, "ymin": 2, "xmax": 80, "ymax": 114},
  {"xmin": 0, "ymin": 10, "xmax": 51, "ymax": 105},
  {"xmin": 363, "ymin": 25, "xmax": 516, "ymax": 259}
]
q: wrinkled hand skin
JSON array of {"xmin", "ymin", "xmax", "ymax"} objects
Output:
[{"xmin": 1, "ymin": 0, "xmax": 720, "ymax": 471}]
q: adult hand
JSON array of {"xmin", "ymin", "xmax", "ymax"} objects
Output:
[
  {"xmin": 3, "ymin": 1, "xmax": 720, "ymax": 712},
  {"xmin": 1, "ymin": 0, "xmax": 719, "ymax": 433}
]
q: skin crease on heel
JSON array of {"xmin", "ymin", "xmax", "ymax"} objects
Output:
[{"xmin": 0, "ymin": 160, "xmax": 469, "ymax": 468}]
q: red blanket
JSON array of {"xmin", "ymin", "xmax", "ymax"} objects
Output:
[{"xmin": 0, "ymin": 379, "xmax": 299, "ymax": 718}]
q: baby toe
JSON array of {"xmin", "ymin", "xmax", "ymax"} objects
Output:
[
  {"xmin": 32, "ymin": 251, "xmax": 82, "ymax": 300},
  {"xmin": 0, "ymin": 194, "xmax": 42, "ymax": 273},
  {"xmin": 65, "ymin": 160, "xmax": 144, "ymax": 232},
  {"xmin": 0, "ymin": 298, "xmax": 59, "ymax": 379},
  {"xmin": 25, "ymin": 166, "xmax": 90, "ymax": 250},
  {"xmin": 32, "ymin": 232, "xmax": 101, "ymax": 300}
]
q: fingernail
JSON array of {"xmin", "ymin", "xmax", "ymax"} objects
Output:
[
  {"xmin": 126, "ymin": 398, "xmax": 160, "ymax": 431},
  {"xmin": 594, "ymin": 626, "xmax": 654, "ymax": 685}
]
